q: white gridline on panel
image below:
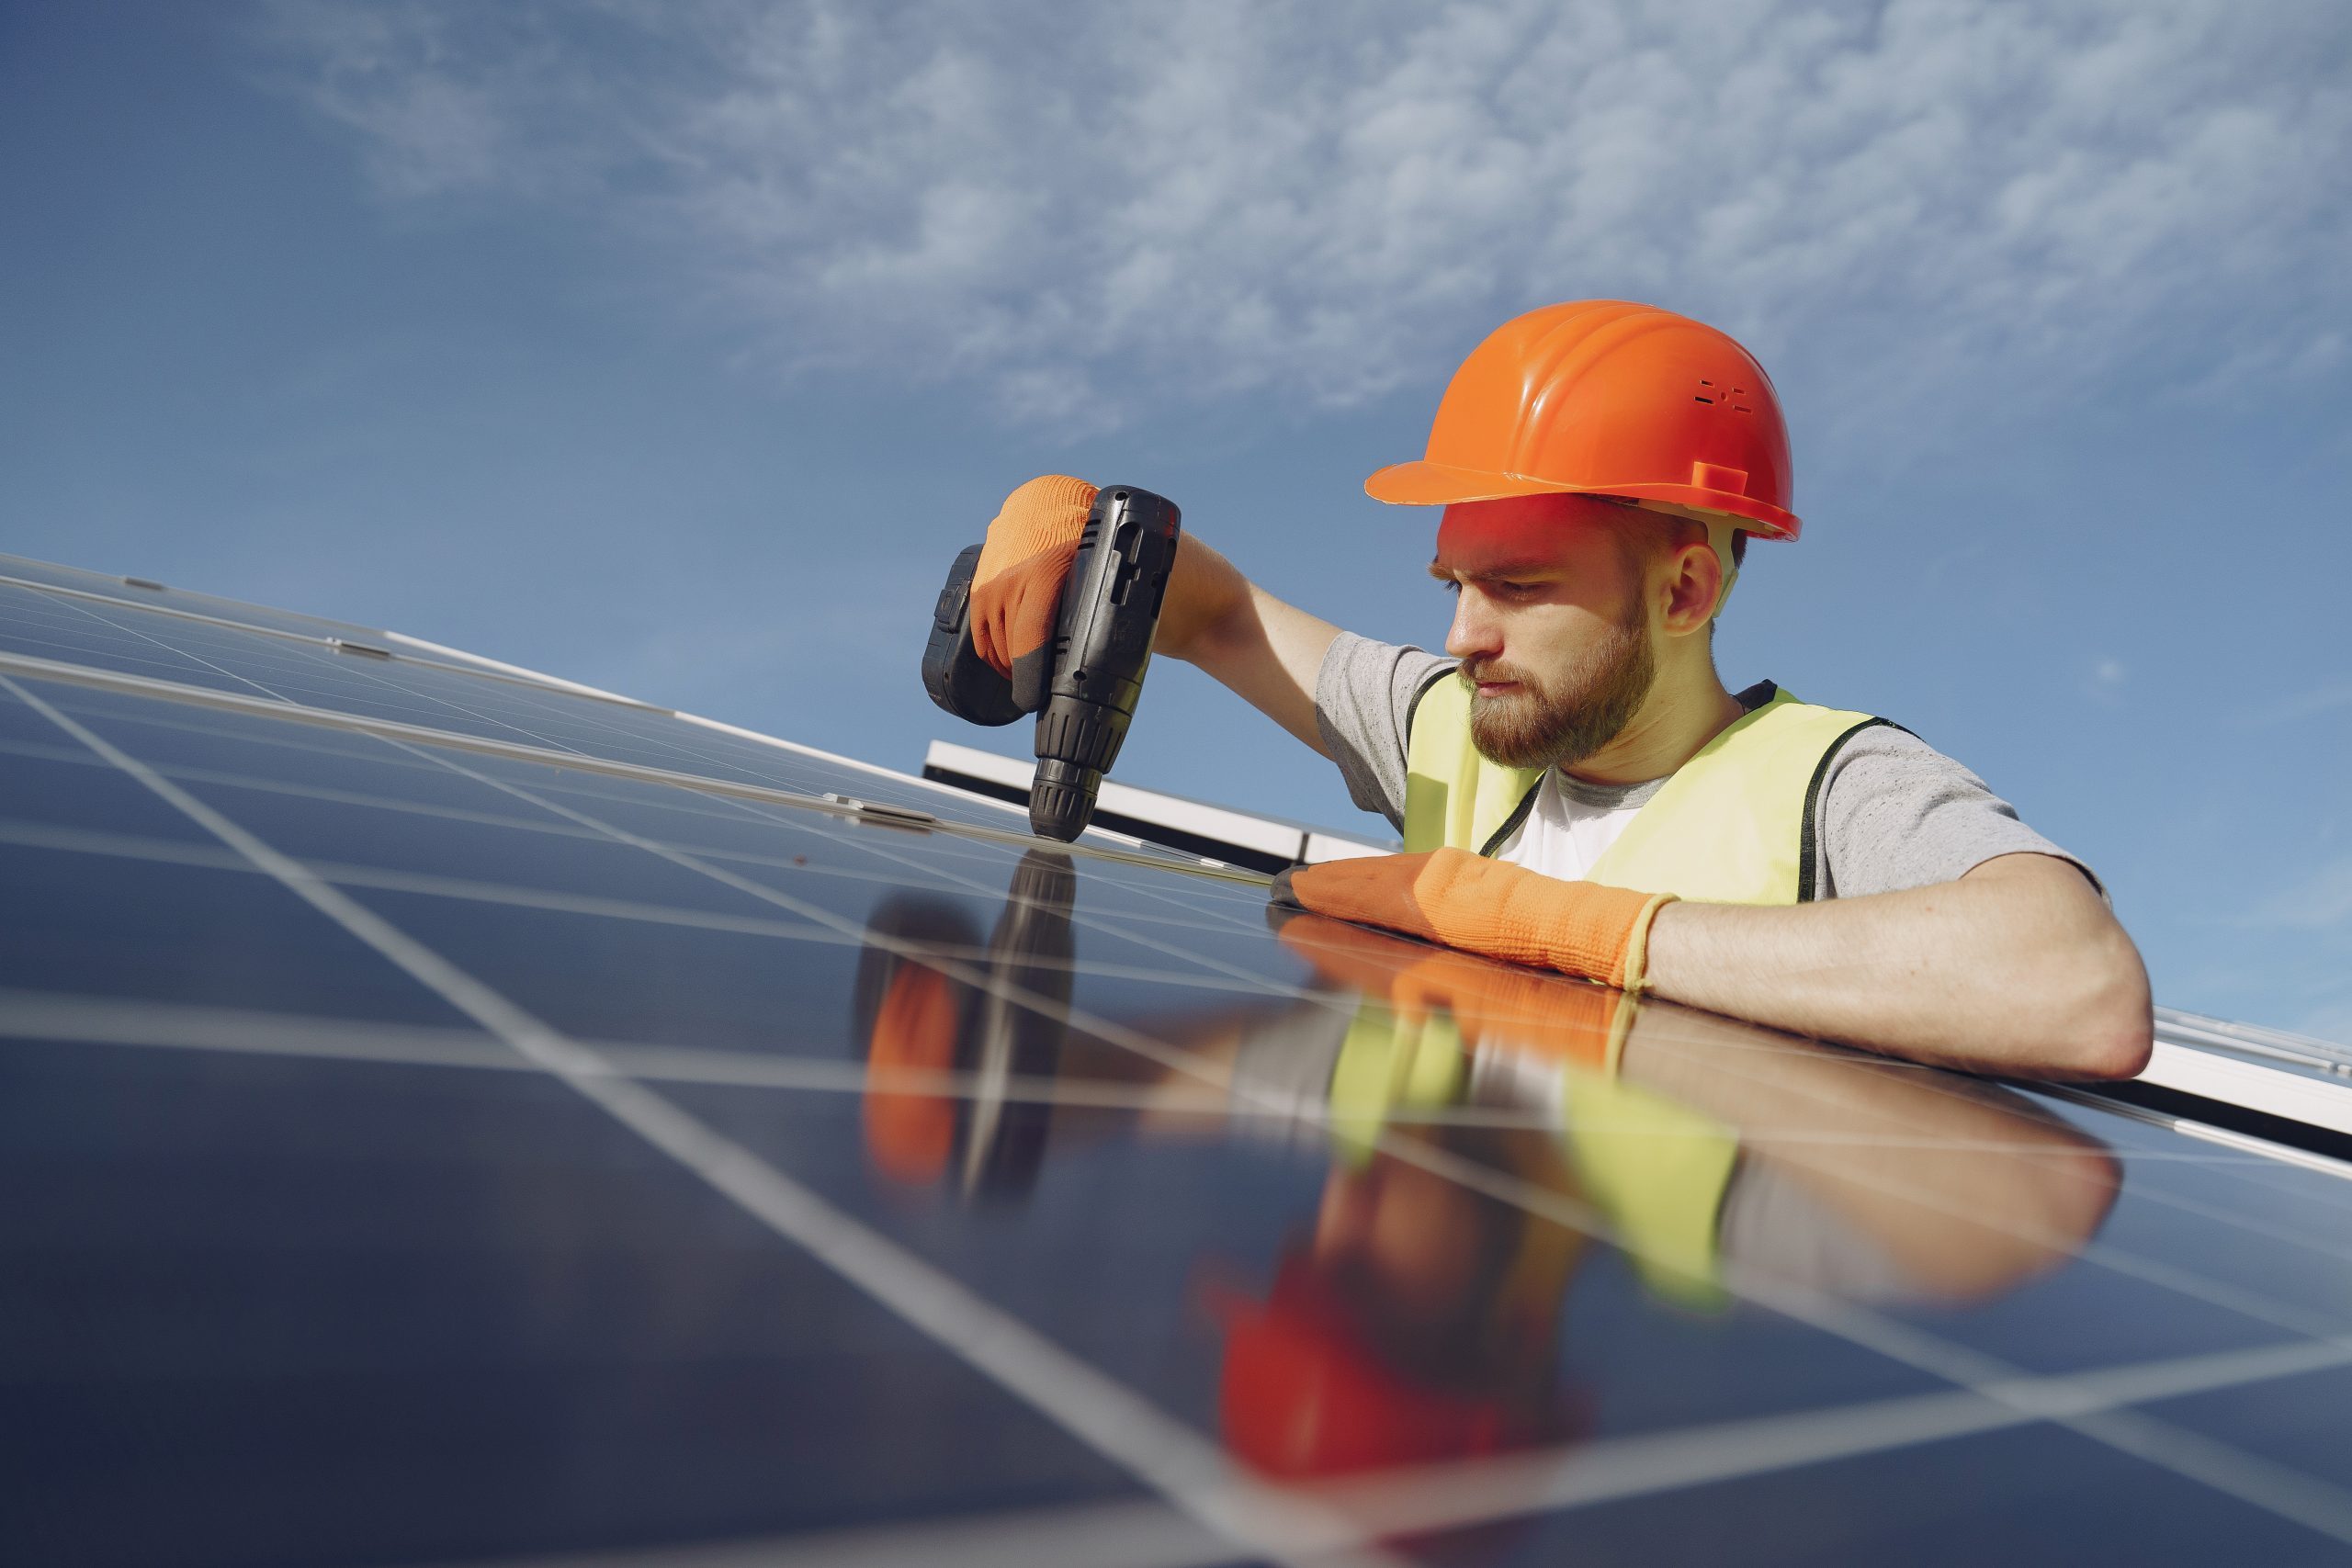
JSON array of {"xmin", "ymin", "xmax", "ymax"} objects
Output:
[
  {"xmin": 0, "ymin": 728, "xmax": 1323, "ymax": 992},
  {"xmin": 7, "ymin": 687, "xmax": 2346, "ymax": 1237},
  {"xmin": 0, "ymin": 649, "xmax": 1246, "ymax": 884},
  {"xmin": 28, "ymin": 986, "xmax": 2294, "ymax": 1156},
  {"xmin": 11, "ymin": 663, "xmax": 2352, "ymax": 1551},
  {"xmin": 13, "ymin": 668, "xmax": 2352, "ymax": 1289},
  {"xmin": 2, "ymin": 672, "xmax": 1410, "ymax": 1568},
  {"xmin": 5, "ymin": 570, "xmax": 1238, "ymax": 864},
  {"xmin": 0, "ymin": 561, "xmax": 673, "ymax": 710},
  {"xmin": 0, "ymin": 575, "xmax": 1070, "ymax": 830},
  {"xmin": 374, "ymin": 719, "xmax": 2352, "ymax": 1549}
]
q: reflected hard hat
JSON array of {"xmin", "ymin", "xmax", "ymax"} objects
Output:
[
  {"xmin": 1365, "ymin": 300, "xmax": 1800, "ymax": 539},
  {"xmin": 1214, "ymin": 1254, "xmax": 1525, "ymax": 1478}
]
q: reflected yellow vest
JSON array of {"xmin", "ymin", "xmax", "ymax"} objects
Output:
[
  {"xmin": 1329, "ymin": 1001, "xmax": 1739, "ymax": 1308},
  {"xmin": 1402, "ymin": 676, "xmax": 1892, "ymax": 905}
]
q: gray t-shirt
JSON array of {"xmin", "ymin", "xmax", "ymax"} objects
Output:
[{"xmin": 1312, "ymin": 631, "xmax": 2093, "ymax": 899}]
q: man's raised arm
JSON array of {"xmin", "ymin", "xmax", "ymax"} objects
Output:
[{"xmin": 1151, "ymin": 536, "xmax": 1343, "ymax": 757}]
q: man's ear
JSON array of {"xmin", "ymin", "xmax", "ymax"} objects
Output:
[{"xmin": 1659, "ymin": 539, "xmax": 1724, "ymax": 636}]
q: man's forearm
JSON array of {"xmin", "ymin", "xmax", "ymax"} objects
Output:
[
  {"xmin": 1642, "ymin": 853, "xmax": 2153, "ymax": 1078},
  {"xmin": 1152, "ymin": 536, "xmax": 1341, "ymax": 754}
]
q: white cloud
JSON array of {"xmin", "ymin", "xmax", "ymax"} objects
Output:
[{"xmin": 254, "ymin": 0, "xmax": 2352, "ymax": 433}]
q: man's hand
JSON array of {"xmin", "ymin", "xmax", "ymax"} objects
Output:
[
  {"xmin": 968, "ymin": 479, "xmax": 1343, "ymax": 749},
  {"xmin": 1273, "ymin": 848, "xmax": 1677, "ymax": 993},
  {"xmin": 971, "ymin": 475, "xmax": 1095, "ymax": 709},
  {"xmin": 1275, "ymin": 909, "xmax": 1631, "ymax": 1071}
]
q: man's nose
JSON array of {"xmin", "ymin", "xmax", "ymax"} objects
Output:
[{"xmin": 1444, "ymin": 590, "xmax": 1501, "ymax": 663}]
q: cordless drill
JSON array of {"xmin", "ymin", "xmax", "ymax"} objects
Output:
[{"xmin": 922, "ymin": 486, "xmax": 1182, "ymax": 840}]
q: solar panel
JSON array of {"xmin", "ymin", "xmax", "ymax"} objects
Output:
[{"xmin": 6, "ymin": 555, "xmax": 2352, "ymax": 1566}]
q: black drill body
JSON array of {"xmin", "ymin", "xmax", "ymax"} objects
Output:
[{"xmin": 922, "ymin": 486, "xmax": 1182, "ymax": 840}]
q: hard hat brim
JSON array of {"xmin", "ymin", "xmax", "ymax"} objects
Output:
[{"xmin": 1363, "ymin": 460, "xmax": 1801, "ymax": 539}]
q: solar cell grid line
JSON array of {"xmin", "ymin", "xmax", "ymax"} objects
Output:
[
  {"xmin": 28, "ymin": 644, "xmax": 2352, "ymax": 1551},
  {"xmin": 1359, "ymin": 1109, "xmax": 2352, "ymax": 1549},
  {"xmin": 0, "ymin": 596, "xmax": 465, "ymax": 720},
  {"xmin": 36, "ymin": 585, "xmax": 621, "ymax": 761},
  {"xmin": 1614, "ymin": 1030, "xmax": 2352, "ymax": 1342},
  {"xmin": 367, "ymin": 722, "xmax": 2352, "ymax": 1550},
  {"xmin": 14, "ymin": 771, "xmax": 2352, "ymax": 1541},
  {"xmin": 14, "ymin": 968, "xmax": 2352, "ymax": 1541},
  {"xmin": 45, "ymin": 615, "xmax": 1241, "ymax": 869},
  {"xmin": 18, "ymin": 1024, "xmax": 2352, "ymax": 1551},
  {"xmin": 9, "ymin": 709, "xmax": 2342, "ymax": 1152},
  {"xmin": 0, "ymin": 555, "xmax": 482, "ymax": 656},
  {"xmin": 0, "ymin": 565, "xmax": 1272, "ymax": 861},
  {"xmin": 712, "ymin": 790, "xmax": 1355, "ymax": 1003},
  {"xmin": 399, "ymin": 723, "xmax": 2352, "ymax": 1367},
  {"xmin": 7, "ymin": 982, "xmax": 1710, "ymax": 1136},
  {"xmin": 4, "ymin": 805, "xmax": 1329, "ymax": 1013},
  {"xmin": 384, "ymin": 1335, "xmax": 2352, "ymax": 1568},
  {"xmin": 15, "ymin": 766, "xmax": 2346, "ymax": 1191},
  {"xmin": 0, "ymin": 558, "xmax": 675, "ymax": 701},
  {"xmin": 28, "ymin": 583, "xmax": 334, "ymax": 707},
  {"xmin": 0, "ymin": 755, "xmax": 1328, "ymax": 1011},
  {"xmin": 0, "ymin": 675, "xmax": 1408, "ymax": 1568},
  {"xmin": 86, "ymin": 608, "xmax": 670, "ymax": 755},
  {"xmin": 0, "ymin": 584, "xmax": 267, "ymax": 695},
  {"xmin": 10, "ymin": 977, "xmax": 2339, "ymax": 1164},
  {"xmin": 0, "ymin": 649, "xmax": 1238, "ymax": 884},
  {"xmin": 380, "ymin": 1335, "xmax": 2352, "ymax": 1568}
]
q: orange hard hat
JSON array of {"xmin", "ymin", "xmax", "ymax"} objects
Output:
[{"xmin": 1366, "ymin": 300, "xmax": 1800, "ymax": 539}]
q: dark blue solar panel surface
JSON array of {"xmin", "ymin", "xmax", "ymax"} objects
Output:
[{"xmin": 6, "ymin": 564, "xmax": 2352, "ymax": 1567}]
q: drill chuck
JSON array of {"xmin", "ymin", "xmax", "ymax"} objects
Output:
[{"xmin": 1026, "ymin": 758, "xmax": 1096, "ymax": 843}]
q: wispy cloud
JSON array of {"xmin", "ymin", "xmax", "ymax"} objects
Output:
[
  {"xmin": 2251, "ymin": 853, "xmax": 2352, "ymax": 932},
  {"xmin": 2238, "ymin": 675, "xmax": 2352, "ymax": 729},
  {"xmin": 253, "ymin": 0, "xmax": 2352, "ymax": 432}
]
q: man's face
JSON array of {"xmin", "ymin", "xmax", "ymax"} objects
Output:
[{"xmin": 1430, "ymin": 495, "xmax": 1656, "ymax": 770}]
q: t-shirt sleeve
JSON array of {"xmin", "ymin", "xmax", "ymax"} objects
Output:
[
  {"xmin": 1313, "ymin": 631, "xmax": 1454, "ymax": 829},
  {"xmin": 1811, "ymin": 726, "xmax": 2103, "ymax": 899}
]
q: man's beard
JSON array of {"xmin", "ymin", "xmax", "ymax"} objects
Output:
[{"xmin": 1462, "ymin": 603, "xmax": 1655, "ymax": 770}]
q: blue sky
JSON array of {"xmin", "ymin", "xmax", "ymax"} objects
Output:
[{"xmin": 4, "ymin": 0, "xmax": 2349, "ymax": 1042}]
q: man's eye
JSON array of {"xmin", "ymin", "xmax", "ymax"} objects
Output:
[{"xmin": 1440, "ymin": 580, "xmax": 1462, "ymax": 596}]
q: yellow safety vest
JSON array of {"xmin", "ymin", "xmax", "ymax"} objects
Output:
[{"xmin": 1401, "ymin": 674, "xmax": 1894, "ymax": 905}]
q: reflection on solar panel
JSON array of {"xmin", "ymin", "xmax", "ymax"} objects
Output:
[{"xmin": 8, "ymin": 550, "xmax": 2352, "ymax": 1567}]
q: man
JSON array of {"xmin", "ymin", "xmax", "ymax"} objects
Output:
[{"xmin": 966, "ymin": 300, "xmax": 2152, "ymax": 1079}]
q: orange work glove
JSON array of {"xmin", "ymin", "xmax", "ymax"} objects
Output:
[
  {"xmin": 1275, "ymin": 911, "xmax": 1631, "ymax": 1072},
  {"xmin": 1272, "ymin": 848, "xmax": 1677, "ymax": 995},
  {"xmin": 971, "ymin": 474, "xmax": 1097, "ymax": 710}
]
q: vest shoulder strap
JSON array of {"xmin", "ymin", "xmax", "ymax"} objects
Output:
[
  {"xmin": 1585, "ymin": 690, "xmax": 1887, "ymax": 904},
  {"xmin": 1402, "ymin": 670, "xmax": 1544, "ymax": 854}
]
